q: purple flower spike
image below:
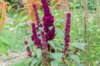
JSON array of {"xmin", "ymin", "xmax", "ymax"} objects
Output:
[
  {"xmin": 64, "ymin": 13, "xmax": 71, "ymax": 57},
  {"xmin": 34, "ymin": 38, "xmax": 41, "ymax": 45},
  {"xmin": 42, "ymin": 51, "xmax": 48, "ymax": 57},
  {"xmin": 24, "ymin": 41, "xmax": 28, "ymax": 45},
  {"xmin": 31, "ymin": 35, "xmax": 34, "ymax": 41},
  {"xmin": 26, "ymin": 46, "xmax": 32, "ymax": 57},
  {"xmin": 41, "ymin": 31, "xmax": 46, "ymax": 42},
  {"xmin": 41, "ymin": 0, "xmax": 51, "ymax": 16},
  {"xmin": 32, "ymin": 4, "xmax": 41, "ymax": 26},
  {"xmin": 65, "ymin": 53, "xmax": 69, "ymax": 57},
  {"xmin": 41, "ymin": 0, "xmax": 55, "ymax": 41},
  {"xmin": 45, "ymin": 57, "xmax": 50, "ymax": 62},
  {"xmin": 41, "ymin": 31, "xmax": 49, "ymax": 56},
  {"xmin": 67, "ymin": 13, "xmax": 71, "ymax": 18},
  {"xmin": 74, "ymin": 48, "xmax": 79, "ymax": 55},
  {"xmin": 31, "ymin": 23, "xmax": 42, "ymax": 49},
  {"xmin": 31, "ymin": 23, "xmax": 38, "ymax": 39},
  {"xmin": 51, "ymin": 49, "xmax": 55, "ymax": 53},
  {"xmin": 24, "ymin": 40, "xmax": 32, "ymax": 57}
]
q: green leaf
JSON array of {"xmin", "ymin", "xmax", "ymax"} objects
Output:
[
  {"xmin": 76, "ymin": 63, "xmax": 84, "ymax": 66},
  {"xmin": 6, "ymin": 24, "xmax": 13, "ymax": 27},
  {"xmin": 36, "ymin": 49, "xmax": 42, "ymax": 58},
  {"xmin": 70, "ymin": 55, "xmax": 80, "ymax": 63},
  {"xmin": 58, "ymin": 64, "xmax": 68, "ymax": 66},
  {"xmin": 48, "ymin": 41, "xmax": 56, "ymax": 49},
  {"xmin": 0, "ymin": 46, "xmax": 9, "ymax": 56},
  {"xmin": 51, "ymin": 61, "xmax": 58, "ymax": 66},
  {"xmin": 14, "ymin": 14, "xmax": 19, "ymax": 18},
  {"xmin": 0, "ymin": 37, "xmax": 11, "ymax": 48},
  {"xmin": 35, "ymin": 57, "xmax": 42, "ymax": 66},
  {"xmin": 18, "ymin": 12, "xmax": 26, "ymax": 17},
  {"xmin": 71, "ymin": 43, "xmax": 87, "ymax": 51},
  {"xmin": 72, "ymin": 63, "xmax": 75, "ymax": 66},
  {"xmin": 0, "ymin": 37, "xmax": 10, "ymax": 56},
  {"xmin": 30, "ymin": 58, "xmax": 38, "ymax": 66},
  {"xmin": 51, "ymin": 53, "xmax": 63, "ymax": 63},
  {"xmin": 15, "ymin": 16, "xmax": 29, "ymax": 25}
]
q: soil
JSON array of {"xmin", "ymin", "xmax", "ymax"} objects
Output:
[{"xmin": 0, "ymin": 50, "xmax": 27, "ymax": 66}]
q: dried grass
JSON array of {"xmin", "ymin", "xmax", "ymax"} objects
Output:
[
  {"xmin": 23, "ymin": 0, "xmax": 41, "ymax": 24},
  {"xmin": 0, "ymin": 1, "xmax": 10, "ymax": 32}
]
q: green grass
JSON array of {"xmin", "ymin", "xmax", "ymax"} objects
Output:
[
  {"xmin": 11, "ymin": 57, "xmax": 32, "ymax": 66},
  {"xmin": 0, "ymin": 28, "xmax": 25, "ymax": 51}
]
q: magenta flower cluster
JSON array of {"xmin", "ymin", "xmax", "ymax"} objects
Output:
[
  {"xmin": 41, "ymin": 31, "xmax": 50, "ymax": 62},
  {"xmin": 30, "ymin": 0, "xmax": 78, "ymax": 64},
  {"xmin": 24, "ymin": 20, "xmax": 32, "ymax": 57},
  {"xmin": 32, "ymin": 4, "xmax": 40, "ymax": 26},
  {"xmin": 24, "ymin": 41, "xmax": 32, "ymax": 57},
  {"xmin": 31, "ymin": 23, "xmax": 51, "ymax": 63},
  {"xmin": 31, "ymin": 23, "xmax": 42, "ymax": 49},
  {"xmin": 41, "ymin": 31, "xmax": 48, "ymax": 50},
  {"xmin": 31, "ymin": 0, "xmax": 55, "ymax": 63},
  {"xmin": 32, "ymin": 4, "xmax": 42, "ymax": 30},
  {"xmin": 31, "ymin": 23, "xmax": 50, "ymax": 63},
  {"xmin": 74, "ymin": 48, "xmax": 79, "ymax": 55},
  {"xmin": 41, "ymin": 0, "xmax": 55, "ymax": 41},
  {"xmin": 64, "ymin": 13, "xmax": 71, "ymax": 57}
]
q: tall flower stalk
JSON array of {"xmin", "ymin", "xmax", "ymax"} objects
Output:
[
  {"xmin": 84, "ymin": 0, "xmax": 88, "ymax": 43},
  {"xmin": 32, "ymin": 4, "xmax": 42, "ymax": 29},
  {"xmin": 24, "ymin": 20, "xmax": 32, "ymax": 57},
  {"xmin": 41, "ymin": 31, "xmax": 50, "ymax": 65},
  {"xmin": 74, "ymin": 48, "xmax": 79, "ymax": 55},
  {"xmin": 41, "ymin": 0, "xmax": 55, "ymax": 54},
  {"xmin": 41, "ymin": 0, "xmax": 55, "ymax": 41},
  {"xmin": 31, "ymin": 23, "xmax": 50, "ymax": 65},
  {"xmin": 31, "ymin": 23, "xmax": 42, "ymax": 49},
  {"xmin": 64, "ymin": 13, "xmax": 71, "ymax": 57},
  {"xmin": 31, "ymin": 0, "xmax": 55, "ymax": 65}
]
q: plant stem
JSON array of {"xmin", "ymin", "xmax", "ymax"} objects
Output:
[
  {"xmin": 83, "ymin": 0, "xmax": 89, "ymax": 66},
  {"xmin": 84, "ymin": 0, "xmax": 88, "ymax": 43},
  {"xmin": 97, "ymin": 0, "xmax": 100, "ymax": 30}
]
